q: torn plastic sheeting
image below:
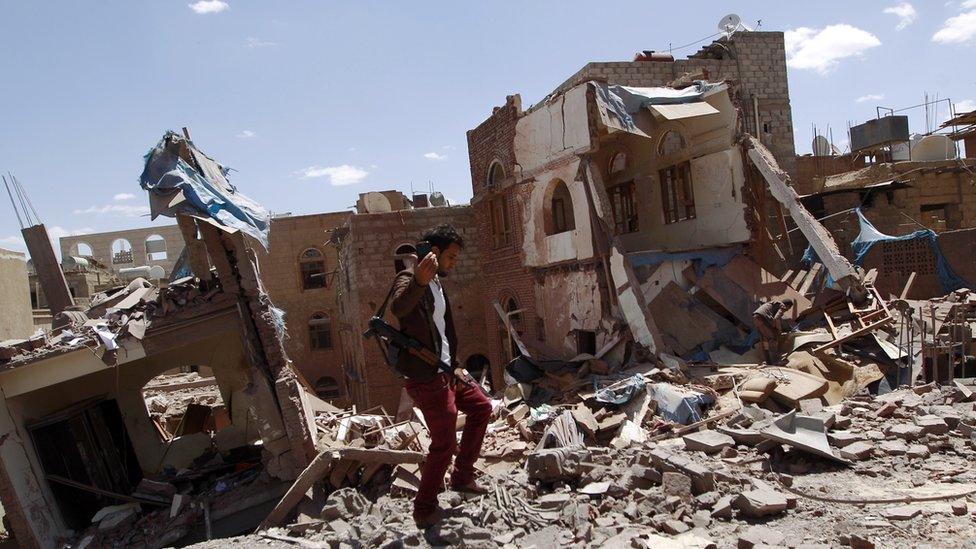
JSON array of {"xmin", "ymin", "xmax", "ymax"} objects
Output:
[
  {"xmin": 140, "ymin": 131, "xmax": 270, "ymax": 249},
  {"xmin": 594, "ymin": 374, "xmax": 646, "ymax": 406},
  {"xmin": 592, "ymin": 81, "xmax": 719, "ymax": 134},
  {"xmin": 803, "ymin": 208, "xmax": 970, "ymax": 293},
  {"xmin": 648, "ymin": 383, "xmax": 714, "ymax": 425},
  {"xmin": 627, "ymin": 246, "xmax": 742, "ymax": 278}
]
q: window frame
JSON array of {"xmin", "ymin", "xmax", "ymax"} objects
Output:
[
  {"xmin": 299, "ymin": 248, "xmax": 328, "ymax": 291},
  {"xmin": 308, "ymin": 312, "xmax": 333, "ymax": 351},
  {"xmin": 659, "ymin": 160, "xmax": 696, "ymax": 225},
  {"xmin": 608, "ymin": 180, "xmax": 638, "ymax": 235},
  {"xmin": 488, "ymin": 195, "xmax": 513, "ymax": 248}
]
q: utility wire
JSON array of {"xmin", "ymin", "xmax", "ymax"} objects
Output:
[
  {"xmin": 668, "ymin": 31, "xmax": 724, "ymax": 54},
  {"xmin": 13, "ymin": 174, "xmax": 41, "ymax": 224}
]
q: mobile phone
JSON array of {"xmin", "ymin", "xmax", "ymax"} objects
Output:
[{"xmin": 415, "ymin": 240, "xmax": 432, "ymax": 259}]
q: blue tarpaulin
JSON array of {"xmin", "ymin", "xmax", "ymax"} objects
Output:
[
  {"xmin": 804, "ymin": 208, "xmax": 969, "ymax": 294},
  {"xmin": 140, "ymin": 131, "xmax": 270, "ymax": 249},
  {"xmin": 627, "ymin": 245, "xmax": 743, "ymax": 278}
]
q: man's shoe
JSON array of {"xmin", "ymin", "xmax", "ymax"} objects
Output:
[
  {"xmin": 450, "ymin": 479, "xmax": 489, "ymax": 495},
  {"xmin": 413, "ymin": 508, "xmax": 443, "ymax": 529}
]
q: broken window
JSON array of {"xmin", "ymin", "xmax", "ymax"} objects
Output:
[
  {"xmin": 314, "ymin": 376, "xmax": 341, "ymax": 399},
  {"xmin": 546, "ymin": 180, "xmax": 576, "ymax": 235},
  {"xmin": 29, "ymin": 398, "xmax": 142, "ymax": 529},
  {"xmin": 72, "ymin": 242, "xmax": 94, "ymax": 257},
  {"xmin": 309, "ymin": 312, "xmax": 333, "ymax": 350},
  {"xmin": 487, "ymin": 160, "xmax": 505, "ymax": 187},
  {"xmin": 111, "ymin": 238, "xmax": 133, "ymax": 264},
  {"xmin": 608, "ymin": 181, "xmax": 638, "ymax": 234},
  {"xmin": 658, "ymin": 130, "xmax": 686, "ymax": 157},
  {"xmin": 660, "ymin": 161, "xmax": 696, "ymax": 224},
  {"xmin": 488, "ymin": 195, "xmax": 512, "ymax": 248},
  {"xmin": 142, "ymin": 373, "xmax": 231, "ymax": 441},
  {"xmin": 609, "ymin": 152, "xmax": 627, "ymax": 175},
  {"xmin": 500, "ymin": 297, "xmax": 523, "ymax": 361},
  {"xmin": 145, "ymin": 234, "xmax": 167, "ymax": 261},
  {"xmin": 576, "ymin": 330, "xmax": 597, "ymax": 355},
  {"xmin": 464, "ymin": 354, "xmax": 492, "ymax": 391},
  {"xmin": 393, "ymin": 243, "xmax": 416, "ymax": 273},
  {"xmin": 300, "ymin": 248, "xmax": 327, "ymax": 290}
]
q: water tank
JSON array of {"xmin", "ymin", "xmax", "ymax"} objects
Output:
[
  {"xmin": 850, "ymin": 116, "xmax": 910, "ymax": 153},
  {"xmin": 912, "ymin": 135, "xmax": 958, "ymax": 161}
]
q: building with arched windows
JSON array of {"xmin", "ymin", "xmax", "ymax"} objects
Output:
[{"xmin": 465, "ymin": 31, "xmax": 829, "ymax": 369}]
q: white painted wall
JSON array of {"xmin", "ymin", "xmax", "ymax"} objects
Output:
[{"xmin": 514, "ymin": 85, "xmax": 592, "ymax": 175}]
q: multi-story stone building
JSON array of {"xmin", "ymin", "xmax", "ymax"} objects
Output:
[{"xmin": 60, "ymin": 224, "xmax": 185, "ymax": 279}]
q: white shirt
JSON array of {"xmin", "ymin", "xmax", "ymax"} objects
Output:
[{"xmin": 431, "ymin": 276, "xmax": 451, "ymax": 365}]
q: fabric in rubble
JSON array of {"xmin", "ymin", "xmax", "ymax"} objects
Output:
[
  {"xmin": 140, "ymin": 131, "xmax": 270, "ymax": 248},
  {"xmin": 648, "ymin": 383, "xmax": 714, "ymax": 424},
  {"xmin": 594, "ymin": 374, "xmax": 647, "ymax": 406}
]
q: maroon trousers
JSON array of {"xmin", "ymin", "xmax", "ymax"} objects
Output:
[{"xmin": 404, "ymin": 373, "xmax": 492, "ymax": 514}]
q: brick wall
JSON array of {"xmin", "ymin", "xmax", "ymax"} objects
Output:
[
  {"xmin": 256, "ymin": 212, "xmax": 353, "ymax": 405},
  {"xmin": 552, "ymin": 32, "xmax": 796, "ymax": 176},
  {"xmin": 337, "ymin": 206, "xmax": 489, "ymax": 411}
]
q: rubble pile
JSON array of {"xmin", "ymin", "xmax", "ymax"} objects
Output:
[{"xmin": 143, "ymin": 372, "xmax": 225, "ymax": 437}]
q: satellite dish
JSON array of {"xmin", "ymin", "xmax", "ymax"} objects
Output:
[
  {"xmin": 429, "ymin": 192, "xmax": 447, "ymax": 207},
  {"xmin": 717, "ymin": 14, "xmax": 752, "ymax": 35},
  {"xmin": 812, "ymin": 135, "xmax": 831, "ymax": 156},
  {"xmin": 149, "ymin": 265, "xmax": 166, "ymax": 280},
  {"xmin": 911, "ymin": 135, "xmax": 957, "ymax": 161},
  {"xmin": 363, "ymin": 192, "xmax": 392, "ymax": 214}
]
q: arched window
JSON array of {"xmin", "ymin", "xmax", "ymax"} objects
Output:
[
  {"xmin": 658, "ymin": 130, "xmax": 686, "ymax": 157},
  {"xmin": 486, "ymin": 160, "xmax": 505, "ymax": 187},
  {"xmin": 72, "ymin": 242, "xmax": 94, "ymax": 257},
  {"xmin": 608, "ymin": 152, "xmax": 627, "ymax": 175},
  {"xmin": 300, "ymin": 248, "xmax": 327, "ymax": 290},
  {"xmin": 314, "ymin": 376, "xmax": 341, "ymax": 399},
  {"xmin": 658, "ymin": 130, "xmax": 696, "ymax": 224},
  {"xmin": 309, "ymin": 312, "xmax": 333, "ymax": 350},
  {"xmin": 145, "ymin": 234, "xmax": 167, "ymax": 261},
  {"xmin": 544, "ymin": 180, "xmax": 575, "ymax": 236},
  {"xmin": 111, "ymin": 239, "xmax": 133, "ymax": 264}
]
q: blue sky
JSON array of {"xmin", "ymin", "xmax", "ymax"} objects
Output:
[{"xmin": 1, "ymin": 1, "xmax": 974, "ymax": 256}]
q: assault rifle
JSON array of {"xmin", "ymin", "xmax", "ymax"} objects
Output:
[{"xmin": 364, "ymin": 315, "xmax": 490, "ymax": 398}]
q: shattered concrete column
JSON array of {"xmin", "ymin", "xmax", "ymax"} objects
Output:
[
  {"xmin": 744, "ymin": 135, "xmax": 863, "ymax": 293},
  {"xmin": 21, "ymin": 224, "xmax": 73, "ymax": 317},
  {"xmin": 580, "ymin": 160, "xmax": 665, "ymax": 354},
  {"xmin": 197, "ymin": 224, "xmax": 316, "ymax": 479}
]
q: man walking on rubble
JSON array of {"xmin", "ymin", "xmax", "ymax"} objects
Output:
[
  {"xmin": 753, "ymin": 298, "xmax": 794, "ymax": 363},
  {"xmin": 388, "ymin": 224, "xmax": 492, "ymax": 528}
]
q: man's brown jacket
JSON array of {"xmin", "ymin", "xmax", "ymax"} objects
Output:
[{"xmin": 389, "ymin": 267, "xmax": 458, "ymax": 382}]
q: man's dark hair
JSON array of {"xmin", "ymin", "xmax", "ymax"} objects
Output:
[{"xmin": 422, "ymin": 224, "xmax": 464, "ymax": 251}]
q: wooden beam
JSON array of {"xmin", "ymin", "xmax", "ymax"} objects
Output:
[{"xmin": 899, "ymin": 272, "xmax": 917, "ymax": 300}]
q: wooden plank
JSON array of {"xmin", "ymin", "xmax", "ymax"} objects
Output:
[
  {"xmin": 258, "ymin": 451, "xmax": 334, "ymax": 531},
  {"xmin": 789, "ymin": 269, "xmax": 808, "ymax": 289},
  {"xmin": 780, "ymin": 269, "xmax": 795, "ymax": 283},
  {"xmin": 899, "ymin": 272, "xmax": 917, "ymax": 300},
  {"xmin": 797, "ymin": 264, "xmax": 823, "ymax": 296},
  {"xmin": 813, "ymin": 316, "xmax": 894, "ymax": 353}
]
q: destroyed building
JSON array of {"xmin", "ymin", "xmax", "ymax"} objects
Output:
[
  {"xmin": 466, "ymin": 30, "xmax": 824, "ymax": 366},
  {"xmin": 0, "ymin": 132, "xmax": 319, "ymax": 547},
  {"xmin": 334, "ymin": 193, "xmax": 490, "ymax": 411}
]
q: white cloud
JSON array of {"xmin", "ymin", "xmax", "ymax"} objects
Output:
[
  {"xmin": 246, "ymin": 37, "xmax": 276, "ymax": 49},
  {"xmin": 296, "ymin": 165, "xmax": 368, "ymax": 186},
  {"xmin": 237, "ymin": 130, "xmax": 256, "ymax": 139},
  {"xmin": 884, "ymin": 3, "xmax": 918, "ymax": 30},
  {"xmin": 955, "ymin": 99, "xmax": 976, "ymax": 113},
  {"xmin": 441, "ymin": 145, "xmax": 456, "ymax": 150},
  {"xmin": 73, "ymin": 204, "xmax": 150, "ymax": 217},
  {"xmin": 423, "ymin": 152, "xmax": 448, "ymax": 161},
  {"xmin": 189, "ymin": 0, "xmax": 228, "ymax": 14},
  {"xmin": 113, "ymin": 192, "xmax": 135, "ymax": 201},
  {"xmin": 933, "ymin": 9, "xmax": 976, "ymax": 43},
  {"xmin": 856, "ymin": 94, "xmax": 885, "ymax": 103},
  {"xmin": 785, "ymin": 24, "xmax": 882, "ymax": 74},
  {"xmin": 0, "ymin": 235, "xmax": 24, "ymax": 249},
  {"xmin": 963, "ymin": 0, "xmax": 976, "ymax": 9}
]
